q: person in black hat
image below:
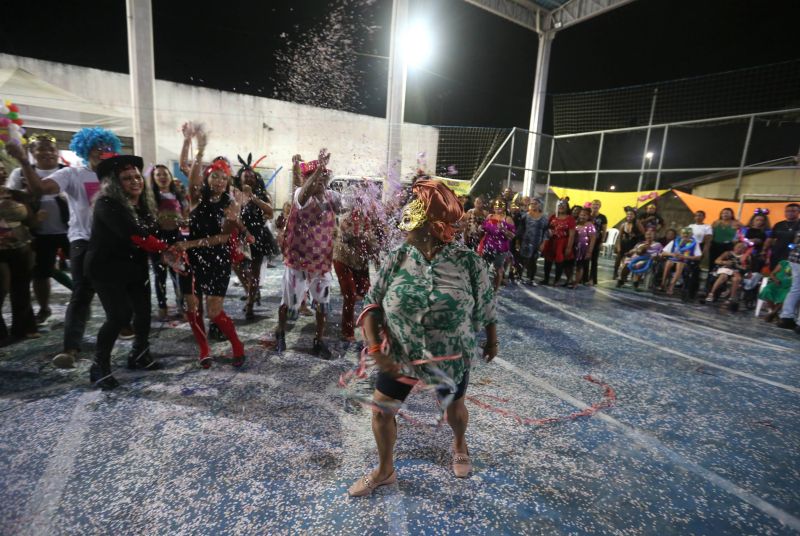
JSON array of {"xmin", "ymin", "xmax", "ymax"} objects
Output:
[{"xmin": 85, "ymin": 154, "xmax": 167, "ymax": 389}]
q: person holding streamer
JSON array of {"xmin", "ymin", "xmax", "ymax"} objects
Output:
[
  {"xmin": 175, "ymin": 130, "xmax": 245, "ymax": 369},
  {"xmin": 273, "ymin": 150, "xmax": 339, "ymax": 359},
  {"xmin": 348, "ymin": 179, "xmax": 497, "ymax": 497}
]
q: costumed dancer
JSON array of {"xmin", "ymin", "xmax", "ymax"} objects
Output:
[
  {"xmin": 85, "ymin": 154, "xmax": 165, "ymax": 389},
  {"xmin": 233, "ymin": 153, "xmax": 276, "ymax": 320},
  {"xmin": 10, "ymin": 127, "xmax": 130, "ymax": 368},
  {"xmin": 274, "ymin": 150, "xmax": 340, "ymax": 359},
  {"xmin": 478, "ymin": 198, "xmax": 516, "ymax": 291},
  {"xmin": 572, "ymin": 206, "xmax": 597, "ymax": 289},
  {"xmin": 6, "ymin": 133, "xmax": 71, "ymax": 325},
  {"xmin": 175, "ymin": 131, "xmax": 245, "ymax": 368},
  {"xmin": 348, "ymin": 179, "xmax": 497, "ymax": 497},
  {"xmin": 333, "ymin": 182, "xmax": 381, "ymax": 342},
  {"xmin": 149, "ymin": 164, "xmax": 189, "ymax": 320},
  {"xmin": 540, "ymin": 198, "xmax": 576, "ymax": 286}
]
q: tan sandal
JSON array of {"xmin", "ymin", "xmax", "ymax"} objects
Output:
[
  {"xmin": 452, "ymin": 451, "xmax": 472, "ymax": 478},
  {"xmin": 348, "ymin": 470, "xmax": 397, "ymax": 497}
]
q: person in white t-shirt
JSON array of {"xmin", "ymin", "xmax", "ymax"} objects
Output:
[
  {"xmin": 688, "ymin": 210, "xmax": 713, "ymax": 258},
  {"xmin": 7, "ymin": 127, "xmax": 124, "ymax": 368},
  {"xmin": 7, "ymin": 133, "xmax": 71, "ymax": 325},
  {"xmin": 660, "ymin": 227, "xmax": 703, "ymax": 295}
]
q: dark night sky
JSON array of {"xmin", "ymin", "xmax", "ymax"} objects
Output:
[{"xmin": 1, "ymin": 0, "xmax": 799, "ymax": 131}]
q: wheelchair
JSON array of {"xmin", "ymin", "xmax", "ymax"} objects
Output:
[
  {"xmin": 701, "ymin": 267, "xmax": 761, "ymax": 311},
  {"xmin": 654, "ymin": 259, "xmax": 701, "ymax": 302}
]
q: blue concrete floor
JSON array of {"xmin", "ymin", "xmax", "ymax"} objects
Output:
[{"xmin": 0, "ymin": 257, "xmax": 798, "ymax": 535}]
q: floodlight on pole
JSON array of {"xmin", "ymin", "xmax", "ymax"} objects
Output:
[
  {"xmin": 645, "ymin": 151, "xmax": 654, "ymax": 160},
  {"xmin": 403, "ymin": 20, "xmax": 434, "ymax": 68}
]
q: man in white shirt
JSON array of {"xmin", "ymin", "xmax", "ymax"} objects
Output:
[{"xmin": 7, "ymin": 127, "xmax": 126, "ymax": 368}]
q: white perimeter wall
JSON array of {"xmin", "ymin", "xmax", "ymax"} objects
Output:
[{"xmin": 0, "ymin": 54, "xmax": 439, "ymax": 204}]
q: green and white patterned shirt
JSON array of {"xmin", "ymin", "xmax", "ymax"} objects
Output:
[{"xmin": 365, "ymin": 242, "xmax": 496, "ymax": 385}]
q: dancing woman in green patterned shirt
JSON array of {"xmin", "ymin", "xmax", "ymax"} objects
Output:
[{"xmin": 349, "ymin": 179, "xmax": 498, "ymax": 497}]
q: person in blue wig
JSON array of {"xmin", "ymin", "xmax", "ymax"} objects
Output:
[{"xmin": 8, "ymin": 127, "xmax": 142, "ymax": 369}]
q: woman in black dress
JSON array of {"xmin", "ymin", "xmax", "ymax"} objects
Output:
[
  {"xmin": 233, "ymin": 155, "xmax": 275, "ymax": 319},
  {"xmin": 614, "ymin": 208, "xmax": 642, "ymax": 279},
  {"xmin": 86, "ymin": 155, "xmax": 165, "ymax": 389},
  {"xmin": 176, "ymin": 136, "xmax": 245, "ymax": 369}
]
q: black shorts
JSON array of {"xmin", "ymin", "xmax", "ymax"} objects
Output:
[
  {"xmin": 376, "ymin": 370, "xmax": 469, "ymax": 402},
  {"xmin": 32, "ymin": 233, "xmax": 70, "ymax": 279}
]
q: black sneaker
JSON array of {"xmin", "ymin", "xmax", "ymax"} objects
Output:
[
  {"xmin": 231, "ymin": 354, "xmax": 246, "ymax": 367},
  {"xmin": 275, "ymin": 331, "xmax": 286, "ymax": 353},
  {"xmin": 128, "ymin": 347, "xmax": 162, "ymax": 370},
  {"xmin": 312, "ymin": 338, "xmax": 333, "ymax": 360},
  {"xmin": 36, "ymin": 307, "xmax": 52, "ymax": 326},
  {"xmin": 777, "ymin": 318, "xmax": 797, "ymax": 329},
  {"xmin": 90, "ymin": 364, "xmax": 120, "ymax": 390}
]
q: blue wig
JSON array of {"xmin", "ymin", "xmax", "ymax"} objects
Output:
[{"xmin": 69, "ymin": 127, "xmax": 122, "ymax": 161}]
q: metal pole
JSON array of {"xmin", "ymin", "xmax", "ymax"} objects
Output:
[
  {"xmin": 385, "ymin": 0, "xmax": 408, "ymax": 199},
  {"xmin": 544, "ymin": 136, "xmax": 555, "ymax": 212},
  {"xmin": 592, "ymin": 132, "xmax": 604, "ymax": 191},
  {"xmin": 636, "ymin": 88, "xmax": 658, "ymax": 193},
  {"xmin": 126, "ymin": 0, "xmax": 158, "ymax": 165},
  {"xmin": 734, "ymin": 115, "xmax": 755, "ymax": 201},
  {"xmin": 469, "ymin": 129, "xmax": 515, "ymax": 194},
  {"xmin": 655, "ymin": 125, "xmax": 668, "ymax": 190},
  {"xmin": 506, "ymin": 127, "xmax": 516, "ymax": 188},
  {"xmin": 523, "ymin": 30, "xmax": 555, "ymax": 197}
]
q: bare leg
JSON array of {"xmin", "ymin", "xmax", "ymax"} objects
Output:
[
  {"xmin": 370, "ymin": 390, "xmax": 399, "ymax": 481},
  {"xmin": 668, "ymin": 263, "xmax": 684, "ymax": 294},
  {"xmin": 447, "ymin": 397, "xmax": 469, "ymax": 454},
  {"xmin": 709, "ymin": 273, "xmax": 729, "ymax": 296},
  {"xmin": 661, "ymin": 261, "xmax": 673, "ymax": 289}
]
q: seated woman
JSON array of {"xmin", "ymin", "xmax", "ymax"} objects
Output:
[
  {"xmin": 706, "ymin": 241, "xmax": 750, "ymax": 308},
  {"xmin": 659, "ymin": 227, "xmax": 703, "ymax": 295},
  {"xmin": 759, "ymin": 259, "xmax": 792, "ymax": 322},
  {"xmin": 617, "ymin": 228, "xmax": 662, "ymax": 289}
]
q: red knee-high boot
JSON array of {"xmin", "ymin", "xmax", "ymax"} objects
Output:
[
  {"xmin": 211, "ymin": 311, "xmax": 245, "ymax": 367},
  {"xmin": 187, "ymin": 311, "xmax": 212, "ymax": 368}
]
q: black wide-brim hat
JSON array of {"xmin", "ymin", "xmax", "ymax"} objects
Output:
[{"xmin": 96, "ymin": 154, "xmax": 144, "ymax": 180}]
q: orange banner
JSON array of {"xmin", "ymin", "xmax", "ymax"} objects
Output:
[{"xmin": 671, "ymin": 190, "xmax": 793, "ymax": 223}]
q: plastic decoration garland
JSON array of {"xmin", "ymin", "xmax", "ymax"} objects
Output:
[
  {"xmin": 627, "ymin": 254, "xmax": 652, "ymax": 274},
  {"xmin": 0, "ymin": 100, "xmax": 25, "ymax": 149}
]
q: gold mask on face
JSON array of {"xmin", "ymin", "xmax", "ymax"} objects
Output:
[{"xmin": 398, "ymin": 198, "xmax": 427, "ymax": 231}]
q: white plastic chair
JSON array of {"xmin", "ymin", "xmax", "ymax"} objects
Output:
[
  {"xmin": 754, "ymin": 276, "xmax": 770, "ymax": 317},
  {"xmin": 602, "ymin": 228, "xmax": 620, "ymax": 257}
]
